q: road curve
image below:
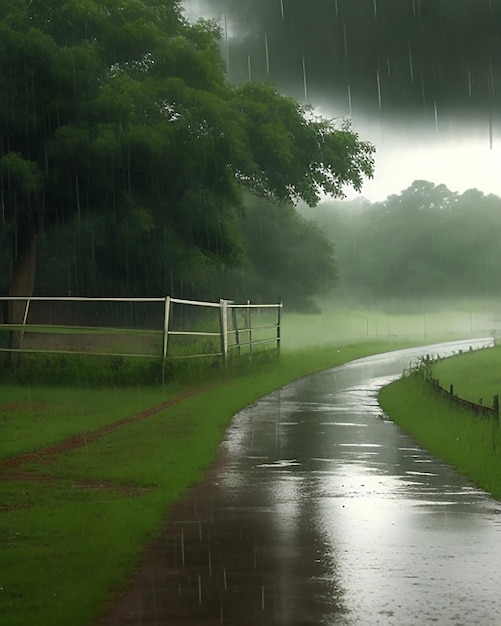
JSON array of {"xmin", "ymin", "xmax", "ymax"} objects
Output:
[{"xmin": 98, "ymin": 338, "xmax": 501, "ymax": 625}]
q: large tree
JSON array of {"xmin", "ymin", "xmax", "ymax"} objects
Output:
[{"xmin": 0, "ymin": 0, "xmax": 374, "ymax": 320}]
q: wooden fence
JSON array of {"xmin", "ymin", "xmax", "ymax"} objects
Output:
[
  {"xmin": 427, "ymin": 376, "xmax": 499, "ymax": 420},
  {"xmin": 0, "ymin": 296, "xmax": 282, "ymax": 380}
]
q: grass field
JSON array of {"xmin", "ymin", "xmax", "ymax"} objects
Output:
[
  {"xmin": 431, "ymin": 344, "xmax": 501, "ymax": 406},
  {"xmin": 378, "ymin": 344, "xmax": 501, "ymax": 501}
]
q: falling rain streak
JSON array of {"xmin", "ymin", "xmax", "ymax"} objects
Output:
[
  {"xmin": 264, "ymin": 33, "xmax": 270, "ymax": 74},
  {"xmin": 343, "ymin": 20, "xmax": 348, "ymax": 59},
  {"xmin": 408, "ymin": 40, "xmax": 414, "ymax": 84},
  {"xmin": 376, "ymin": 69, "xmax": 382, "ymax": 109},
  {"xmin": 223, "ymin": 6, "xmax": 229, "ymax": 72},
  {"xmin": 302, "ymin": 53, "xmax": 308, "ymax": 102},
  {"xmin": 489, "ymin": 55, "xmax": 495, "ymax": 96},
  {"xmin": 189, "ymin": 0, "xmax": 501, "ymax": 207}
]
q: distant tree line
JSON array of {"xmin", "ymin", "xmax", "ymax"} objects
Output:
[{"xmin": 306, "ymin": 180, "xmax": 501, "ymax": 302}]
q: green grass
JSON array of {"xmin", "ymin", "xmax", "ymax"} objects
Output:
[
  {"xmin": 378, "ymin": 369, "xmax": 501, "ymax": 500},
  {"xmin": 431, "ymin": 344, "xmax": 501, "ymax": 405},
  {"xmin": 0, "ymin": 385, "xmax": 182, "ymax": 459},
  {"xmin": 1, "ymin": 338, "xmax": 420, "ymax": 626},
  {"xmin": 281, "ymin": 303, "xmax": 495, "ymax": 350}
]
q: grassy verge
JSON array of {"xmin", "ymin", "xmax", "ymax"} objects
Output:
[
  {"xmin": 431, "ymin": 343, "xmax": 501, "ymax": 405},
  {"xmin": 1, "ymin": 338, "xmax": 418, "ymax": 626},
  {"xmin": 378, "ymin": 348, "xmax": 501, "ymax": 501}
]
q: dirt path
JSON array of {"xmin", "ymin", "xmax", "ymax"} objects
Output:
[{"xmin": 0, "ymin": 385, "xmax": 214, "ymax": 474}]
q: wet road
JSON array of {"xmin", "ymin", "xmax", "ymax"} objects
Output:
[{"xmin": 100, "ymin": 338, "xmax": 501, "ymax": 626}]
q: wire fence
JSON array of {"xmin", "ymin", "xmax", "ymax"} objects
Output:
[
  {"xmin": 0, "ymin": 296, "xmax": 282, "ymax": 379},
  {"xmin": 426, "ymin": 376, "xmax": 499, "ymax": 420}
]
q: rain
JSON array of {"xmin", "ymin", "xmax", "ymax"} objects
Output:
[
  {"xmin": 4, "ymin": 3, "xmax": 501, "ymax": 624},
  {"xmin": 183, "ymin": 0, "xmax": 501, "ymax": 201}
]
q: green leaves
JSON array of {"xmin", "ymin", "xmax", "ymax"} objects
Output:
[
  {"xmin": 1, "ymin": 0, "xmax": 374, "ymax": 301},
  {"xmin": 229, "ymin": 82, "xmax": 375, "ymax": 206}
]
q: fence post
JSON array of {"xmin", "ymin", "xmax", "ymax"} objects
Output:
[
  {"xmin": 247, "ymin": 300, "xmax": 252, "ymax": 360},
  {"xmin": 276, "ymin": 302, "xmax": 282, "ymax": 353},
  {"xmin": 219, "ymin": 299, "xmax": 229, "ymax": 366},
  {"xmin": 231, "ymin": 304, "xmax": 241, "ymax": 356},
  {"xmin": 162, "ymin": 295, "xmax": 171, "ymax": 387}
]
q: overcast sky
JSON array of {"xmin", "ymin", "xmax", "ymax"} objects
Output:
[{"xmin": 183, "ymin": 0, "xmax": 501, "ymax": 202}]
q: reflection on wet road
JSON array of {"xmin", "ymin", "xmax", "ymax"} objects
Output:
[{"xmin": 100, "ymin": 339, "xmax": 501, "ymax": 625}]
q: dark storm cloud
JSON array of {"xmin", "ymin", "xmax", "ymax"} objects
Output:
[
  {"xmin": 184, "ymin": 0, "xmax": 501, "ymax": 200},
  {"xmin": 191, "ymin": 0, "xmax": 501, "ymax": 119}
]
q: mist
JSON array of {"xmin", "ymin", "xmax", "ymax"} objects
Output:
[{"xmin": 183, "ymin": 0, "xmax": 501, "ymax": 201}]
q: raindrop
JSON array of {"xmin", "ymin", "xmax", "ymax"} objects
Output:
[
  {"xmin": 335, "ymin": 0, "xmax": 339, "ymax": 16},
  {"xmin": 181, "ymin": 528, "xmax": 185, "ymax": 566},
  {"xmin": 302, "ymin": 52, "xmax": 308, "ymax": 102},
  {"xmin": 224, "ymin": 7, "xmax": 229, "ymax": 73},
  {"xmin": 489, "ymin": 111, "xmax": 493, "ymax": 150},
  {"xmin": 247, "ymin": 55, "xmax": 252, "ymax": 81},
  {"xmin": 208, "ymin": 550, "xmax": 213, "ymax": 576},
  {"xmin": 264, "ymin": 33, "xmax": 270, "ymax": 74},
  {"xmin": 223, "ymin": 568, "xmax": 227, "ymax": 590},
  {"xmin": 347, "ymin": 83, "xmax": 353, "ymax": 116},
  {"xmin": 198, "ymin": 574, "xmax": 202, "ymax": 604},
  {"xmin": 488, "ymin": 55, "xmax": 495, "ymax": 96},
  {"xmin": 433, "ymin": 101, "xmax": 439, "ymax": 133},
  {"xmin": 373, "ymin": 0, "xmax": 378, "ymax": 20},
  {"xmin": 420, "ymin": 75, "xmax": 426, "ymax": 106},
  {"xmin": 343, "ymin": 20, "xmax": 348, "ymax": 59},
  {"xmin": 408, "ymin": 40, "xmax": 414, "ymax": 84},
  {"xmin": 467, "ymin": 68, "xmax": 472, "ymax": 98},
  {"xmin": 280, "ymin": 0, "xmax": 284, "ymax": 20},
  {"xmin": 376, "ymin": 69, "xmax": 382, "ymax": 109},
  {"xmin": 261, "ymin": 585, "xmax": 265, "ymax": 610},
  {"xmin": 386, "ymin": 55, "xmax": 391, "ymax": 76}
]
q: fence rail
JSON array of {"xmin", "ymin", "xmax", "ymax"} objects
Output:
[
  {"xmin": 0, "ymin": 296, "xmax": 282, "ymax": 380},
  {"xmin": 427, "ymin": 376, "xmax": 499, "ymax": 420}
]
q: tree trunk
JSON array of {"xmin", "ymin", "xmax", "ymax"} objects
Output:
[{"xmin": 8, "ymin": 225, "xmax": 37, "ymax": 357}]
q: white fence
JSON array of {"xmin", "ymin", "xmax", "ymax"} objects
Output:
[{"xmin": 0, "ymin": 296, "xmax": 282, "ymax": 374}]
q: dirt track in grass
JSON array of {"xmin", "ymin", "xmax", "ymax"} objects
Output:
[{"xmin": 0, "ymin": 385, "xmax": 215, "ymax": 474}]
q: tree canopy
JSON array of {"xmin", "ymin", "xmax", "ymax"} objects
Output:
[{"xmin": 0, "ymin": 0, "xmax": 374, "ymax": 310}]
